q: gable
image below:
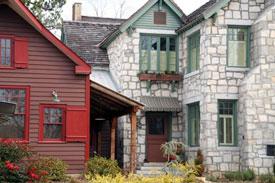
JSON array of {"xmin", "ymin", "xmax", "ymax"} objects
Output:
[
  {"xmin": 1, "ymin": 0, "xmax": 91, "ymax": 75},
  {"xmin": 133, "ymin": 1, "xmax": 182, "ymax": 30}
]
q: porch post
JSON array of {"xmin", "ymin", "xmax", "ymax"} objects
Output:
[
  {"xmin": 130, "ymin": 107, "xmax": 138, "ymax": 173},
  {"xmin": 111, "ymin": 117, "xmax": 117, "ymax": 160}
]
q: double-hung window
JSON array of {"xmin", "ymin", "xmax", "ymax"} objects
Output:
[
  {"xmin": 218, "ymin": 100, "xmax": 237, "ymax": 146},
  {"xmin": 188, "ymin": 102, "xmax": 200, "ymax": 147},
  {"xmin": 140, "ymin": 35, "xmax": 178, "ymax": 73},
  {"xmin": 0, "ymin": 87, "xmax": 28, "ymax": 139},
  {"xmin": 40, "ymin": 105, "xmax": 65, "ymax": 141},
  {"xmin": 0, "ymin": 38, "xmax": 12, "ymax": 67},
  {"xmin": 228, "ymin": 26, "xmax": 250, "ymax": 67},
  {"xmin": 187, "ymin": 31, "xmax": 200, "ymax": 73}
]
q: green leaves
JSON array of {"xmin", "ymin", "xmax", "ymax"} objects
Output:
[{"xmin": 22, "ymin": 0, "xmax": 66, "ymax": 30}]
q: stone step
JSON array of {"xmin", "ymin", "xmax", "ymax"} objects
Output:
[
  {"xmin": 140, "ymin": 166, "xmax": 164, "ymax": 171},
  {"xmin": 136, "ymin": 170, "xmax": 164, "ymax": 177},
  {"xmin": 142, "ymin": 162, "xmax": 166, "ymax": 167}
]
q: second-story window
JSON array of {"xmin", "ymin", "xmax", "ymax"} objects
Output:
[
  {"xmin": 228, "ymin": 26, "xmax": 250, "ymax": 67},
  {"xmin": 0, "ymin": 38, "xmax": 12, "ymax": 67},
  {"xmin": 187, "ymin": 31, "xmax": 200, "ymax": 73},
  {"xmin": 140, "ymin": 35, "xmax": 178, "ymax": 74}
]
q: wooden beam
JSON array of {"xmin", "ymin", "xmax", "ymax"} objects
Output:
[
  {"xmin": 130, "ymin": 107, "xmax": 138, "ymax": 173},
  {"xmin": 110, "ymin": 117, "xmax": 117, "ymax": 160}
]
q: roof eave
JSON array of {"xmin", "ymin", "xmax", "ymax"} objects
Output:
[{"xmin": 99, "ymin": 29, "xmax": 121, "ymax": 49}]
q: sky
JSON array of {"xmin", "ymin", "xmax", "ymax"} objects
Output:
[{"xmin": 62, "ymin": 0, "xmax": 209, "ymax": 21}]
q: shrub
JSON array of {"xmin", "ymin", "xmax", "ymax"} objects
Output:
[
  {"xmin": 86, "ymin": 156, "xmax": 121, "ymax": 177},
  {"xmin": 160, "ymin": 141, "xmax": 185, "ymax": 162},
  {"xmin": 194, "ymin": 149, "xmax": 204, "ymax": 176},
  {"xmin": 259, "ymin": 174, "xmax": 275, "ymax": 183},
  {"xmin": 273, "ymin": 163, "xmax": 275, "ymax": 176},
  {"xmin": 0, "ymin": 140, "xmax": 32, "ymax": 162},
  {"xmin": 206, "ymin": 175, "xmax": 219, "ymax": 182},
  {"xmin": 30, "ymin": 156, "xmax": 68, "ymax": 181},
  {"xmin": 224, "ymin": 169, "xmax": 255, "ymax": 181}
]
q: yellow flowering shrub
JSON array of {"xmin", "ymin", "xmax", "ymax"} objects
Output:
[{"xmin": 85, "ymin": 163, "xmax": 198, "ymax": 183}]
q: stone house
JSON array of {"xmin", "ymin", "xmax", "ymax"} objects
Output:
[{"xmin": 62, "ymin": 0, "xmax": 275, "ymax": 174}]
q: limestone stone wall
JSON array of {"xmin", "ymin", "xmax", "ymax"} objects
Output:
[
  {"xmin": 108, "ymin": 29, "xmax": 184, "ymax": 169},
  {"xmin": 181, "ymin": 0, "xmax": 265, "ymax": 174},
  {"xmin": 239, "ymin": 6, "xmax": 275, "ymax": 174}
]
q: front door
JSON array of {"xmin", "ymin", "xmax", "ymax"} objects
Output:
[{"xmin": 146, "ymin": 113, "xmax": 170, "ymax": 162}]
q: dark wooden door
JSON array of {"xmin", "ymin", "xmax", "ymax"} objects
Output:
[{"xmin": 146, "ymin": 113, "xmax": 169, "ymax": 162}]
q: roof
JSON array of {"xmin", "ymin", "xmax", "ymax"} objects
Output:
[
  {"xmin": 99, "ymin": 0, "xmax": 186, "ymax": 48},
  {"xmin": 62, "ymin": 17, "xmax": 124, "ymax": 66},
  {"xmin": 90, "ymin": 69, "xmax": 121, "ymax": 91},
  {"xmin": 91, "ymin": 81, "xmax": 144, "ymax": 118},
  {"xmin": 177, "ymin": 0, "xmax": 231, "ymax": 33},
  {"xmin": 140, "ymin": 96, "xmax": 181, "ymax": 112},
  {"xmin": 2, "ymin": 0, "xmax": 91, "ymax": 75}
]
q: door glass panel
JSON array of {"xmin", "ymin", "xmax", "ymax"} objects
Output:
[
  {"xmin": 148, "ymin": 116, "xmax": 165, "ymax": 135},
  {"xmin": 219, "ymin": 118, "xmax": 224, "ymax": 144},
  {"xmin": 226, "ymin": 117, "xmax": 233, "ymax": 144},
  {"xmin": 160, "ymin": 37, "xmax": 167, "ymax": 72}
]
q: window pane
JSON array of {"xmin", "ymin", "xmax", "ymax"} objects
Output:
[
  {"xmin": 44, "ymin": 108, "xmax": 63, "ymax": 124},
  {"xmin": 160, "ymin": 37, "xmax": 167, "ymax": 72},
  {"xmin": 226, "ymin": 118, "xmax": 233, "ymax": 144},
  {"xmin": 169, "ymin": 38, "xmax": 176, "ymax": 72},
  {"xmin": 188, "ymin": 103, "xmax": 200, "ymax": 146},
  {"xmin": 219, "ymin": 118, "xmax": 224, "ymax": 144},
  {"xmin": 188, "ymin": 33, "xmax": 200, "ymax": 73},
  {"xmin": 44, "ymin": 124, "xmax": 62, "ymax": 139},
  {"xmin": 140, "ymin": 36, "xmax": 148, "ymax": 72},
  {"xmin": 0, "ymin": 39, "xmax": 11, "ymax": 66},
  {"xmin": 228, "ymin": 28, "xmax": 248, "ymax": 67},
  {"xmin": 0, "ymin": 88, "xmax": 26, "ymax": 139},
  {"xmin": 150, "ymin": 37, "xmax": 158, "ymax": 71}
]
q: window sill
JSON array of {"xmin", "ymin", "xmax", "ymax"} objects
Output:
[
  {"xmin": 217, "ymin": 146, "xmax": 239, "ymax": 151},
  {"xmin": 187, "ymin": 146, "xmax": 200, "ymax": 151},
  {"xmin": 38, "ymin": 141, "xmax": 66, "ymax": 144},
  {"xmin": 138, "ymin": 73, "xmax": 182, "ymax": 81},
  {"xmin": 184, "ymin": 70, "xmax": 200, "ymax": 79},
  {"xmin": 226, "ymin": 67, "xmax": 250, "ymax": 72}
]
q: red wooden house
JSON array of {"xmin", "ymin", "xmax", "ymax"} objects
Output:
[{"xmin": 0, "ymin": 0, "xmax": 91, "ymax": 173}]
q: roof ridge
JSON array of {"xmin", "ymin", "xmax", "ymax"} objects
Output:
[{"xmin": 63, "ymin": 20, "xmax": 122, "ymax": 26}]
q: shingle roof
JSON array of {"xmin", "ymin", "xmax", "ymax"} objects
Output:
[
  {"xmin": 177, "ymin": 0, "xmax": 217, "ymax": 32},
  {"xmin": 62, "ymin": 17, "xmax": 125, "ymax": 66}
]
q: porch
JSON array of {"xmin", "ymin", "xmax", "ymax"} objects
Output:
[{"xmin": 90, "ymin": 81, "xmax": 143, "ymax": 172}]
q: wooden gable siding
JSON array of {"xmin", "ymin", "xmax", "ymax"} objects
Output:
[
  {"xmin": 0, "ymin": 5, "xmax": 86, "ymax": 174},
  {"xmin": 133, "ymin": 2, "xmax": 182, "ymax": 30}
]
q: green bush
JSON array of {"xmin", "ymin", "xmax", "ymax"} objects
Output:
[
  {"xmin": 273, "ymin": 163, "xmax": 275, "ymax": 176},
  {"xmin": 206, "ymin": 175, "xmax": 219, "ymax": 182},
  {"xmin": 224, "ymin": 169, "xmax": 255, "ymax": 181},
  {"xmin": 30, "ymin": 156, "xmax": 68, "ymax": 181},
  {"xmin": 86, "ymin": 156, "xmax": 121, "ymax": 177},
  {"xmin": 259, "ymin": 174, "xmax": 275, "ymax": 183},
  {"xmin": 0, "ymin": 140, "xmax": 32, "ymax": 162}
]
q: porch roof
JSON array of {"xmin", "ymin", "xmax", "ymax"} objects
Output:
[
  {"xmin": 91, "ymin": 81, "xmax": 144, "ymax": 119},
  {"xmin": 140, "ymin": 96, "xmax": 181, "ymax": 112}
]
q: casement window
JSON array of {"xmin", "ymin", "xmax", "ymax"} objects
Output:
[
  {"xmin": 227, "ymin": 26, "xmax": 250, "ymax": 67},
  {"xmin": 187, "ymin": 31, "xmax": 200, "ymax": 73},
  {"xmin": 0, "ymin": 38, "xmax": 12, "ymax": 67},
  {"xmin": 218, "ymin": 100, "xmax": 237, "ymax": 146},
  {"xmin": 188, "ymin": 102, "xmax": 200, "ymax": 147},
  {"xmin": 140, "ymin": 35, "xmax": 178, "ymax": 73},
  {"xmin": 0, "ymin": 86, "xmax": 29, "ymax": 140},
  {"xmin": 40, "ymin": 105, "xmax": 66, "ymax": 141}
]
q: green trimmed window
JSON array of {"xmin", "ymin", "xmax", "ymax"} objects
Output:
[
  {"xmin": 218, "ymin": 100, "xmax": 237, "ymax": 146},
  {"xmin": 140, "ymin": 35, "xmax": 178, "ymax": 73},
  {"xmin": 187, "ymin": 31, "xmax": 200, "ymax": 73},
  {"xmin": 188, "ymin": 102, "xmax": 200, "ymax": 147},
  {"xmin": 228, "ymin": 26, "xmax": 250, "ymax": 67}
]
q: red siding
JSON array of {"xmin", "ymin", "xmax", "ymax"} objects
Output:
[{"xmin": 0, "ymin": 5, "xmax": 88, "ymax": 173}]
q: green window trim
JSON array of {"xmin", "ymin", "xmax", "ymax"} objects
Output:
[
  {"xmin": 188, "ymin": 102, "xmax": 200, "ymax": 147},
  {"xmin": 217, "ymin": 100, "xmax": 238, "ymax": 147},
  {"xmin": 187, "ymin": 31, "xmax": 200, "ymax": 73},
  {"xmin": 139, "ymin": 34, "xmax": 179, "ymax": 74},
  {"xmin": 227, "ymin": 25, "xmax": 251, "ymax": 68}
]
